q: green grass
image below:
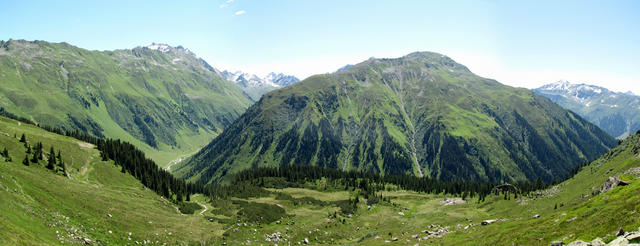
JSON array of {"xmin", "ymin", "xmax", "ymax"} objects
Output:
[
  {"xmin": 2, "ymin": 116, "xmax": 639, "ymax": 245},
  {"xmin": 0, "ymin": 116, "xmax": 223, "ymax": 245},
  {"xmin": 0, "ymin": 39, "xmax": 252, "ymax": 168}
]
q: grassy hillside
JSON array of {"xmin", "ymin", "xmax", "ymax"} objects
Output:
[
  {"xmin": 1, "ymin": 113, "xmax": 638, "ymax": 245},
  {"xmin": 0, "ymin": 116, "xmax": 223, "ymax": 245},
  {"xmin": 178, "ymin": 52, "xmax": 616, "ymax": 184},
  {"xmin": 174, "ymin": 131, "xmax": 638, "ymax": 246},
  {"xmin": 196, "ymin": 132, "xmax": 640, "ymax": 245},
  {"xmin": 0, "ymin": 40, "xmax": 252, "ymax": 167}
]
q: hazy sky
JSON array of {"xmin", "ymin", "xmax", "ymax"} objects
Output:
[{"xmin": 2, "ymin": 0, "xmax": 639, "ymax": 94}]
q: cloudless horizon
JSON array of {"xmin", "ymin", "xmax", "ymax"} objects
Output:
[{"xmin": 2, "ymin": 0, "xmax": 639, "ymax": 94}]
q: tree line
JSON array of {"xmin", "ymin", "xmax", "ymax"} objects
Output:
[{"xmin": 1, "ymin": 107, "xmax": 590, "ymax": 204}]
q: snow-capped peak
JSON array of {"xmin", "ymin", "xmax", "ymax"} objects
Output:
[
  {"xmin": 146, "ymin": 42, "xmax": 171, "ymax": 53},
  {"xmin": 539, "ymin": 80, "xmax": 572, "ymax": 91},
  {"xmin": 538, "ymin": 80, "xmax": 606, "ymax": 95},
  {"xmin": 220, "ymin": 70, "xmax": 299, "ymax": 88}
]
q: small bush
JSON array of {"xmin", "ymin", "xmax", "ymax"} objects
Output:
[
  {"xmin": 234, "ymin": 200, "xmax": 286, "ymax": 224},
  {"xmin": 178, "ymin": 202, "xmax": 202, "ymax": 214},
  {"xmin": 333, "ymin": 199, "xmax": 357, "ymax": 215}
]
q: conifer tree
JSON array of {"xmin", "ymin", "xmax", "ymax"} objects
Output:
[
  {"xmin": 46, "ymin": 147, "xmax": 56, "ymax": 170},
  {"xmin": 1, "ymin": 147, "xmax": 7, "ymax": 158},
  {"xmin": 26, "ymin": 144, "xmax": 31, "ymax": 154},
  {"xmin": 101, "ymin": 151, "xmax": 108, "ymax": 161},
  {"xmin": 19, "ymin": 133, "xmax": 26, "ymax": 143},
  {"xmin": 60, "ymin": 162, "xmax": 67, "ymax": 176},
  {"xmin": 22, "ymin": 154, "xmax": 29, "ymax": 166},
  {"xmin": 37, "ymin": 143, "xmax": 43, "ymax": 160},
  {"xmin": 31, "ymin": 151, "xmax": 39, "ymax": 164}
]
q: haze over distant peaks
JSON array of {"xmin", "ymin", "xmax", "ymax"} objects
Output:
[{"xmin": 535, "ymin": 80, "xmax": 640, "ymax": 139}]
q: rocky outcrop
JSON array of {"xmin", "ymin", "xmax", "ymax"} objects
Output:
[
  {"xmin": 563, "ymin": 227, "xmax": 640, "ymax": 246},
  {"xmin": 599, "ymin": 176, "xmax": 631, "ymax": 194}
]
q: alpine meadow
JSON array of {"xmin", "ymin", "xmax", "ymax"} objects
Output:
[{"xmin": 1, "ymin": 1, "xmax": 640, "ymax": 245}]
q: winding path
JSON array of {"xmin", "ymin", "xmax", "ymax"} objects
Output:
[
  {"xmin": 165, "ymin": 156, "xmax": 185, "ymax": 171},
  {"xmin": 198, "ymin": 202, "xmax": 207, "ymax": 216}
]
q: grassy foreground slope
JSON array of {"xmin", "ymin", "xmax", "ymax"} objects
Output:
[
  {"xmin": 442, "ymin": 131, "xmax": 640, "ymax": 245},
  {"xmin": 212, "ymin": 132, "xmax": 640, "ymax": 246},
  {"xmin": 0, "ymin": 40, "xmax": 252, "ymax": 167},
  {"xmin": 0, "ymin": 116, "xmax": 222, "ymax": 245}
]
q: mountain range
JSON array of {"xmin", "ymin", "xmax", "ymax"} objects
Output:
[
  {"xmin": 0, "ymin": 40, "xmax": 252, "ymax": 165},
  {"xmin": 219, "ymin": 70, "xmax": 300, "ymax": 101},
  {"xmin": 534, "ymin": 80, "xmax": 640, "ymax": 139},
  {"xmin": 176, "ymin": 52, "xmax": 616, "ymax": 184},
  {"xmin": 2, "ymin": 40, "xmax": 639, "ymax": 245}
]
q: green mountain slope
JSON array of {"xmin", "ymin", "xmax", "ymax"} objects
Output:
[
  {"xmin": 2, "ymin": 112, "xmax": 638, "ymax": 245},
  {"xmin": 534, "ymin": 80, "xmax": 640, "ymax": 139},
  {"xmin": 178, "ymin": 52, "xmax": 616, "ymax": 184},
  {"xmin": 0, "ymin": 116, "xmax": 223, "ymax": 245},
  {"xmin": 0, "ymin": 40, "xmax": 252, "ymax": 167},
  {"xmin": 438, "ymin": 130, "xmax": 640, "ymax": 245}
]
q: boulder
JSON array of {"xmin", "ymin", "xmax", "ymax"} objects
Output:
[
  {"xmin": 481, "ymin": 219, "xmax": 498, "ymax": 226},
  {"xmin": 534, "ymin": 214, "xmax": 541, "ymax": 218},
  {"xmin": 566, "ymin": 241, "xmax": 588, "ymax": 246},
  {"xmin": 600, "ymin": 176, "xmax": 630, "ymax": 193},
  {"xmin": 625, "ymin": 232, "xmax": 640, "ymax": 241},
  {"xmin": 608, "ymin": 237, "xmax": 629, "ymax": 246},
  {"xmin": 303, "ymin": 238, "xmax": 309, "ymax": 244},
  {"xmin": 590, "ymin": 238, "xmax": 605, "ymax": 246},
  {"xmin": 550, "ymin": 241, "xmax": 564, "ymax": 246}
]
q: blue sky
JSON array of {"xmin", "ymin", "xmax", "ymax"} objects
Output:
[{"xmin": 2, "ymin": 0, "xmax": 639, "ymax": 93}]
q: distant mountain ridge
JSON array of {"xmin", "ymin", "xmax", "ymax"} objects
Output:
[
  {"xmin": 177, "ymin": 52, "xmax": 616, "ymax": 184},
  {"xmin": 534, "ymin": 80, "xmax": 640, "ymax": 139},
  {"xmin": 219, "ymin": 70, "xmax": 300, "ymax": 100},
  {"xmin": 0, "ymin": 39, "xmax": 252, "ymax": 165}
]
